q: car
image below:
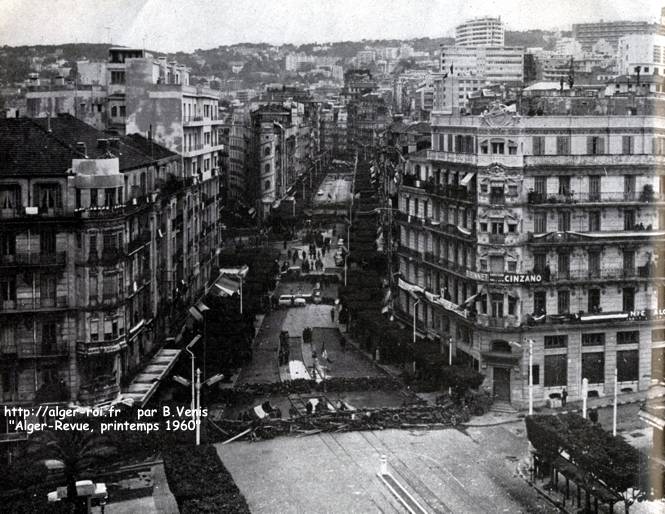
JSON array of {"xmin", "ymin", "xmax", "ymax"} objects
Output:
[
  {"xmin": 293, "ymin": 296, "xmax": 307, "ymax": 307},
  {"xmin": 278, "ymin": 294, "xmax": 294, "ymax": 307},
  {"xmin": 48, "ymin": 480, "xmax": 107, "ymax": 505},
  {"xmin": 313, "ymin": 290, "xmax": 322, "ymax": 304}
]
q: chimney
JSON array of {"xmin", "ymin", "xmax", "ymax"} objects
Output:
[
  {"xmin": 97, "ymin": 138, "xmax": 109, "ymax": 152},
  {"xmin": 75, "ymin": 142, "xmax": 87, "ymax": 157}
]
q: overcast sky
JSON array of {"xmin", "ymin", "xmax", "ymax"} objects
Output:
[{"xmin": 0, "ymin": 0, "xmax": 662, "ymax": 52}]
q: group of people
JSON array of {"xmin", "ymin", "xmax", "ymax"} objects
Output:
[{"xmin": 284, "ymin": 247, "xmax": 326, "ymax": 273}]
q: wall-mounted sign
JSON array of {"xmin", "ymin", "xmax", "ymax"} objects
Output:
[{"xmin": 465, "ymin": 270, "xmax": 542, "ymax": 284}]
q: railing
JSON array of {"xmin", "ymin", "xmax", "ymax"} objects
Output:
[
  {"xmin": 397, "ymin": 246, "xmax": 422, "ymax": 260},
  {"xmin": 487, "ymin": 195, "xmax": 505, "ymax": 206},
  {"xmin": 183, "ymin": 115, "xmax": 204, "ymax": 125},
  {"xmin": 0, "ymin": 295, "xmax": 68, "ymax": 312},
  {"xmin": 538, "ymin": 265, "xmax": 652, "ymax": 282},
  {"xmin": 0, "ymin": 206, "xmax": 66, "ymax": 218},
  {"xmin": 77, "ymin": 337, "xmax": 125, "ymax": 356},
  {"xmin": 127, "ymin": 230, "xmax": 151, "ymax": 254},
  {"xmin": 0, "ymin": 252, "xmax": 66, "ymax": 267},
  {"xmin": 477, "ymin": 315, "xmax": 520, "ymax": 329},
  {"xmin": 489, "ymin": 233, "xmax": 506, "ymax": 244},
  {"xmin": 524, "ymin": 154, "xmax": 665, "ymax": 168},
  {"xmin": 101, "ymin": 293, "xmax": 125, "ymax": 307},
  {"xmin": 527, "ymin": 190, "xmax": 661, "ymax": 205},
  {"xmin": 18, "ymin": 343, "xmax": 69, "ymax": 359}
]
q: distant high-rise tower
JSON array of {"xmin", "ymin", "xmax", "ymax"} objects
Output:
[{"xmin": 455, "ymin": 16, "xmax": 504, "ymax": 47}]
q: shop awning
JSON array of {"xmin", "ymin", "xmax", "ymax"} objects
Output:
[
  {"xmin": 212, "ymin": 276, "xmax": 241, "ymax": 297},
  {"xmin": 121, "ymin": 348, "xmax": 181, "ymax": 407},
  {"xmin": 397, "ymin": 277, "xmax": 424, "ymax": 295},
  {"xmin": 460, "ymin": 172, "xmax": 476, "ymax": 186}
]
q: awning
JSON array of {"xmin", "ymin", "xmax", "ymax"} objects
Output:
[
  {"xmin": 218, "ymin": 265, "xmax": 249, "ymax": 278},
  {"xmin": 188, "ymin": 301, "xmax": 209, "ymax": 322},
  {"xmin": 121, "ymin": 348, "xmax": 181, "ymax": 407},
  {"xmin": 460, "ymin": 172, "xmax": 476, "ymax": 186},
  {"xmin": 580, "ymin": 312, "xmax": 629, "ymax": 322},
  {"xmin": 397, "ymin": 277, "xmax": 424, "ymax": 295},
  {"xmin": 463, "ymin": 293, "xmax": 479, "ymax": 305},
  {"xmin": 213, "ymin": 276, "xmax": 240, "ymax": 297}
]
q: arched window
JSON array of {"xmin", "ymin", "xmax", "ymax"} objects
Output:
[
  {"xmin": 264, "ymin": 146, "xmax": 271, "ymax": 157},
  {"xmin": 264, "ymin": 163, "xmax": 270, "ymax": 174},
  {"xmin": 264, "ymin": 180, "xmax": 271, "ymax": 191},
  {"xmin": 111, "ymin": 106, "xmax": 118, "ymax": 117}
]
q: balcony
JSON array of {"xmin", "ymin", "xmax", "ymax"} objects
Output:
[
  {"xmin": 539, "ymin": 265, "xmax": 652, "ymax": 282},
  {"xmin": 78, "ymin": 376, "xmax": 120, "ymax": 406},
  {"xmin": 476, "ymin": 315, "xmax": 520, "ymax": 329},
  {"xmin": 397, "ymin": 246, "xmax": 422, "ymax": 260},
  {"xmin": 183, "ymin": 115, "xmax": 204, "ymax": 126},
  {"xmin": 0, "ymin": 295, "xmax": 68, "ymax": 312},
  {"xmin": 524, "ymin": 153, "xmax": 665, "ymax": 168},
  {"xmin": 527, "ymin": 190, "xmax": 661, "ymax": 205},
  {"xmin": 77, "ymin": 337, "xmax": 126, "ymax": 356},
  {"xmin": 18, "ymin": 343, "xmax": 69, "ymax": 359},
  {"xmin": 0, "ymin": 206, "xmax": 68, "ymax": 220},
  {"xmin": 488, "ymin": 233, "xmax": 506, "ymax": 244},
  {"xmin": 0, "ymin": 252, "xmax": 66, "ymax": 268}
]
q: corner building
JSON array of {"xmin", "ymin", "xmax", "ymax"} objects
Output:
[{"xmin": 396, "ymin": 89, "xmax": 665, "ymax": 408}]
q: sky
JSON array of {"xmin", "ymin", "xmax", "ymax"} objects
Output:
[{"xmin": 0, "ymin": 0, "xmax": 662, "ymax": 52}]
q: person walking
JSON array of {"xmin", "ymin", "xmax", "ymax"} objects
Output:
[
  {"xmin": 561, "ymin": 387, "xmax": 568, "ymax": 407},
  {"xmin": 330, "ymin": 306, "xmax": 335, "ymax": 322}
]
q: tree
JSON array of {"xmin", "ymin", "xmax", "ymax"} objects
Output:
[{"xmin": 28, "ymin": 425, "xmax": 115, "ymax": 513}]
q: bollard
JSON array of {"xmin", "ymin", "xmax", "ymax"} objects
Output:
[{"xmin": 380, "ymin": 455, "xmax": 388, "ymax": 475}]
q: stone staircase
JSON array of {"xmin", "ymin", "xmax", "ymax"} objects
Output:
[{"xmin": 490, "ymin": 400, "xmax": 519, "ymax": 414}]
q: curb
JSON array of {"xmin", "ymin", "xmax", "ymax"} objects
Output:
[{"xmin": 515, "ymin": 457, "xmax": 568, "ymax": 513}]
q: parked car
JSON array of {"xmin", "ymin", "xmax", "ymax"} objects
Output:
[
  {"xmin": 293, "ymin": 296, "xmax": 307, "ymax": 307},
  {"xmin": 278, "ymin": 294, "xmax": 294, "ymax": 307}
]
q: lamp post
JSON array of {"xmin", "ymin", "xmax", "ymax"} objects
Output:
[
  {"xmin": 185, "ymin": 335, "xmax": 201, "ymax": 421},
  {"xmin": 613, "ymin": 368, "xmax": 618, "ymax": 435},
  {"xmin": 448, "ymin": 336, "xmax": 453, "ymax": 396},
  {"xmin": 195, "ymin": 368, "xmax": 202, "ymax": 446},
  {"xmin": 528, "ymin": 339, "xmax": 534, "ymax": 416}
]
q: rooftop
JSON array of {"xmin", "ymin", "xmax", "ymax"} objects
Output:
[{"xmin": 0, "ymin": 114, "xmax": 176, "ymax": 176}]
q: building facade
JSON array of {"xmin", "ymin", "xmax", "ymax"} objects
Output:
[
  {"xmin": 396, "ymin": 91, "xmax": 665, "ymax": 408},
  {"xmin": 455, "ymin": 17, "xmax": 505, "ymax": 47},
  {"xmin": 572, "ymin": 17, "xmax": 664, "ymax": 52},
  {"xmin": 0, "ymin": 116, "xmax": 203, "ymax": 419}
]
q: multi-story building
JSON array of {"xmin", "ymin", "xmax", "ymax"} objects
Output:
[
  {"xmin": 572, "ymin": 10, "xmax": 665, "ymax": 52},
  {"xmin": 455, "ymin": 16, "xmax": 505, "ymax": 47},
  {"xmin": 225, "ymin": 105, "xmax": 251, "ymax": 202},
  {"xmin": 395, "ymin": 86, "xmax": 665, "ymax": 409},
  {"xmin": 617, "ymin": 33, "xmax": 665, "ymax": 76},
  {"xmin": 440, "ymin": 46, "xmax": 525, "ymax": 85},
  {"xmin": 23, "ymin": 82, "xmax": 107, "ymax": 130},
  {"xmin": 347, "ymin": 94, "xmax": 390, "ymax": 153},
  {"xmin": 0, "ymin": 115, "xmax": 198, "ymax": 426}
]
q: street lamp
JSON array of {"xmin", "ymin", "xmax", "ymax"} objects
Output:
[
  {"xmin": 174, "ymin": 367, "xmax": 225, "ymax": 445},
  {"xmin": 184, "ymin": 335, "xmax": 201, "ymax": 419}
]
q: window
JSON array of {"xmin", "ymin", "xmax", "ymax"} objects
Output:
[
  {"xmin": 588, "ymin": 211, "xmax": 600, "ymax": 232},
  {"xmin": 587, "ymin": 136, "xmax": 605, "ymax": 155},
  {"xmin": 35, "ymin": 183, "xmax": 62, "ymax": 209},
  {"xmin": 617, "ymin": 350, "xmax": 639, "ymax": 382},
  {"xmin": 623, "ymin": 209, "xmax": 637, "ymax": 231},
  {"xmin": 105, "ymin": 188, "xmax": 116, "ymax": 207},
  {"xmin": 557, "ymin": 211, "xmax": 570, "ymax": 231},
  {"xmin": 491, "ymin": 141, "xmax": 504, "ymax": 154},
  {"xmin": 111, "ymin": 106, "xmax": 118, "ymax": 117},
  {"xmin": 508, "ymin": 295, "xmax": 517, "ymax": 315},
  {"xmin": 491, "ymin": 293, "xmax": 503, "ymax": 318},
  {"xmin": 534, "ymin": 177, "xmax": 546, "ymax": 196},
  {"xmin": 507, "ymin": 223, "xmax": 517, "ymax": 233},
  {"xmin": 479, "ymin": 222, "xmax": 488, "ymax": 232},
  {"xmin": 534, "ymin": 212, "xmax": 547, "ymax": 233},
  {"xmin": 622, "ymin": 136, "xmax": 634, "ymax": 155},
  {"xmin": 41, "ymin": 322, "xmax": 56, "ymax": 354},
  {"xmin": 624, "ymin": 176, "xmax": 636, "ymax": 200},
  {"xmin": 40, "ymin": 231, "xmax": 56, "ymax": 254},
  {"xmin": 90, "ymin": 188, "xmax": 98, "ymax": 208},
  {"xmin": 556, "ymin": 136, "xmax": 570, "ymax": 155},
  {"xmin": 264, "ymin": 180, "xmax": 271, "ymax": 191},
  {"xmin": 531, "ymin": 364, "xmax": 540, "ymax": 385},
  {"xmin": 75, "ymin": 188, "xmax": 81, "ymax": 209},
  {"xmin": 534, "ymin": 253, "xmax": 547, "ymax": 273},
  {"xmin": 544, "ymin": 354, "xmax": 568, "ymax": 387},
  {"xmin": 264, "ymin": 163, "xmax": 270, "ymax": 174},
  {"xmin": 558, "ymin": 176, "xmax": 571, "ymax": 195},
  {"xmin": 617, "ymin": 331, "xmax": 639, "ymax": 345},
  {"xmin": 0, "ymin": 278, "xmax": 16, "ymax": 302},
  {"xmin": 545, "ymin": 335, "xmax": 567, "ymax": 348},
  {"xmin": 588, "ymin": 288, "xmax": 601, "ymax": 312},
  {"xmin": 532, "ymin": 136, "xmax": 545, "ymax": 155},
  {"xmin": 589, "ymin": 176, "xmax": 601, "ymax": 201},
  {"xmin": 480, "ymin": 140, "xmax": 488, "ymax": 154},
  {"xmin": 622, "ymin": 287, "xmax": 635, "ymax": 311},
  {"xmin": 489, "ymin": 255, "xmax": 504, "ymax": 273},
  {"xmin": 40, "ymin": 275, "xmax": 56, "ymax": 301},
  {"xmin": 90, "ymin": 319, "xmax": 99, "ymax": 342},
  {"xmin": 534, "ymin": 291, "xmax": 546, "ymax": 315},
  {"xmin": 490, "ymin": 221, "xmax": 504, "ymax": 235},
  {"xmin": 623, "ymin": 250, "xmax": 635, "ymax": 275},
  {"xmin": 557, "ymin": 252, "xmax": 570, "ymax": 278},
  {"xmin": 0, "ymin": 185, "xmax": 21, "ymax": 209},
  {"xmin": 264, "ymin": 146, "xmax": 271, "ymax": 156},
  {"xmin": 110, "ymin": 71, "xmax": 125, "ymax": 84},
  {"xmin": 557, "ymin": 290, "xmax": 570, "ymax": 314},
  {"xmin": 489, "ymin": 186, "xmax": 504, "ymax": 204},
  {"xmin": 0, "ymin": 232, "xmax": 15, "ymax": 256},
  {"xmin": 582, "ymin": 352, "xmax": 605, "ymax": 384}
]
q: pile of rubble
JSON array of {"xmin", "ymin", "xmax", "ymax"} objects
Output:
[
  {"xmin": 212, "ymin": 377, "xmax": 402, "ymax": 406},
  {"xmin": 207, "ymin": 403, "xmax": 471, "ymax": 443}
]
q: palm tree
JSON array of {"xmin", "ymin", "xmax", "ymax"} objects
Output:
[{"xmin": 28, "ymin": 424, "xmax": 115, "ymax": 513}]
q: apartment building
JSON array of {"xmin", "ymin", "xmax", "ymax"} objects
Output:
[
  {"xmin": 572, "ymin": 12, "xmax": 665, "ymax": 52},
  {"xmin": 395, "ymin": 88, "xmax": 665, "ymax": 408},
  {"xmin": 440, "ymin": 46, "xmax": 525, "ymax": 85},
  {"xmin": 455, "ymin": 16, "xmax": 505, "ymax": 47},
  {"xmin": 0, "ymin": 117, "xmax": 170, "ymax": 417}
]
